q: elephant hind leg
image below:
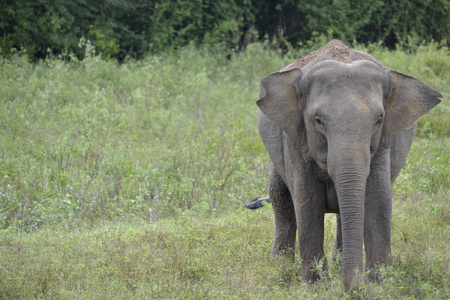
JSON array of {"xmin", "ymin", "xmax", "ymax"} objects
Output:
[
  {"xmin": 332, "ymin": 214, "xmax": 343, "ymax": 262},
  {"xmin": 270, "ymin": 169, "xmax": 297, "ymax": 259}
]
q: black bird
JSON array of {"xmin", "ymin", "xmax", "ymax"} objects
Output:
[{"xmin": 243, "ymin": 197, "xmax": 270, "ymax": 209}]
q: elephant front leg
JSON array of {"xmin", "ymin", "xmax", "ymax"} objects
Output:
[
  {"xmin": 364, "ymin": 150, "xmax": 392, "ymax": 281},
  {"xmin": 295, "ymin": 179, "xmax": 328, "ymax": 282},
  {"xmin": 270, "ymin": 170, "xmax": 297, "ymax": 260}
]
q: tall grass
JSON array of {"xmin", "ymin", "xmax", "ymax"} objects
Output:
[
  {"xmin": 0, "ymin": 43, "xmax": 448, "ymax": 298},
  {"xmin": 0, "ymin": 44, "xmax": 289, "ymax": 231}
]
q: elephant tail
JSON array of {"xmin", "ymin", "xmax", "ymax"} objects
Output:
[{"xmin": 243, "ymin": 197, "xmax": 270, "ymax": 210}]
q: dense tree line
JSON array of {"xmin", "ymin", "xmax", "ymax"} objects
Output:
[{"xmin": 1, "ymin": 0, "xmax": 449, "ymax": 61}]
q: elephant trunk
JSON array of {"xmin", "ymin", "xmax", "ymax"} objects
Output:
[{"xmin": 328, "ymin": 141, "xmax": 370, "ymax": 290}]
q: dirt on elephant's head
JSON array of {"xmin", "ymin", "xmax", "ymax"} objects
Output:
[{"xmin": 281, "ymin": 40, "xmax": 386, "ymax": 72}]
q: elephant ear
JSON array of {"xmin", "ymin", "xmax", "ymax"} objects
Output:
[
  {"xmin": 381, "ymin": 70, "xmax": 442, "ymax": 147},
  {"xmin": 257, "ymin": 67, "xmax": 304, "ymax": 143}
]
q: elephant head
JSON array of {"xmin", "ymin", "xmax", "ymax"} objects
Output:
[{"xmin": 257, "ymin": 56, "xmax": 441, "ymax": 289}]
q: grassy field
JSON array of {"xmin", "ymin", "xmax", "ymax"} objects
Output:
[{"xmin": 0, "ymin": 43, "xmax": 448, "ymax": 299}]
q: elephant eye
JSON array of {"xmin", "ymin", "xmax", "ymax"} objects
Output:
[
  {"xmin": 314, "ymin": 116, "xmax": 324, "ymax": 126},
  {"xmin": 376, "ymin": 114, "xmax": 383, "ymax": 125},
  {"xmin": 314, "ymin": 116, "xmax": 325, "ymax": 132}
]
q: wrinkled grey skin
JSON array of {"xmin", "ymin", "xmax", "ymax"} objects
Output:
[{"xmin": 257, "ymin": 40, "xmax": 441, "ymax": 290}]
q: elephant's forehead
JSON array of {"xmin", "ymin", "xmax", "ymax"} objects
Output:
[
  {"xmin": 303, "ymin": 59, "xmax": 388, "ymax": 85},
  {"xmin": 301, "ymin": 59, "xmax": 389, "ymax": 107},
  {"xmin": 302, "ymin": 60, "xmax": 387, "ymax": 114}
]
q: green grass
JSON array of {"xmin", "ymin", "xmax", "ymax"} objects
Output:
[
  {"xmin": 1, "ymin": 206, "xmax": 448, "ymax": 299},
  {"xmin": 0, "ymin": 43, "xmax": 448, "ymax": 298}
]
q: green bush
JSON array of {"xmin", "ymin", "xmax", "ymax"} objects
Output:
[
  {"xmin": 0, "ymin": 43, "xmax": 448, "ymax": 232},
  {"xmin": 0, "ymin": 44, "xmax": 279, "ymax": 230},
  {"xmin": 1, "ymin": 1, "xmax": 449, "ymax": 61},
  {"xmin": 0, "ymin": 41, "xmax": 448, "ymax": 299}
]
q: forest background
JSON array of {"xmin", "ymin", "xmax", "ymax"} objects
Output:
[
  {"xmin": 0, "ymin": 0, "xmax": 449, "ymax": 299},
  {"xmin": 1, "ymin": 0, "xmax": 450, "ymax": 61}
]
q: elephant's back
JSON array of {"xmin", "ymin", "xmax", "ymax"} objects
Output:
[{"xmin": 281, "ymin": 40, "xmax": 386, "ymax": 73}]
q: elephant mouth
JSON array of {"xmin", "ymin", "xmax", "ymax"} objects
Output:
[{"xmin": 316, "ymin": 159, "xmax": 327, "ymax": 171}]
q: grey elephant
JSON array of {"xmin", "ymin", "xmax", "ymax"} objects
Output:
[{"xmin": 256, "ymin": 40, "xmax": 441, "ymax": 290}]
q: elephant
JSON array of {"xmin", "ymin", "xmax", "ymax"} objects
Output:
[{"xmin": 256, "ymin": 40, "xmax": 441, "ymax": 290}]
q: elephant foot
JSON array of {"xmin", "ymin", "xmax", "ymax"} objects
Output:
[
  {"xmin": 367, "ymin": 262, "xmax": 392, "ymax": 283},
  {"xmin": 344, "ymin": 271, "xmax": 366, "ymax": 292},
  {"xmin": 301, "ymin": 257, "xmax": 328, "ymax": 283}
]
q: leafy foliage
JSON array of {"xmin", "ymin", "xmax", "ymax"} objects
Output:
[
  {"xmin": 0, "ymin": 43, "xmax": 282, "ymax": 230},
  {"xmin": 275, "ymin": 0, "xmax": 450, "ymax": 48},
  {"xmin": 0, "ymin": 41, "xmax": 448, "ymax": 298},
  {"xmin": 0, "ymin": 203, "xmax": 448, "ymax": 298},
  {"xmin": 1, "ymin": 0, "xmax": 449, "ymax": 61},
  {"xmin": 0, "ymin": 0, "xmax": 254, "ymax": 61},
  {"xmin": 0, "ymin": 42, "xmax": 448, "ymax": 231}
]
